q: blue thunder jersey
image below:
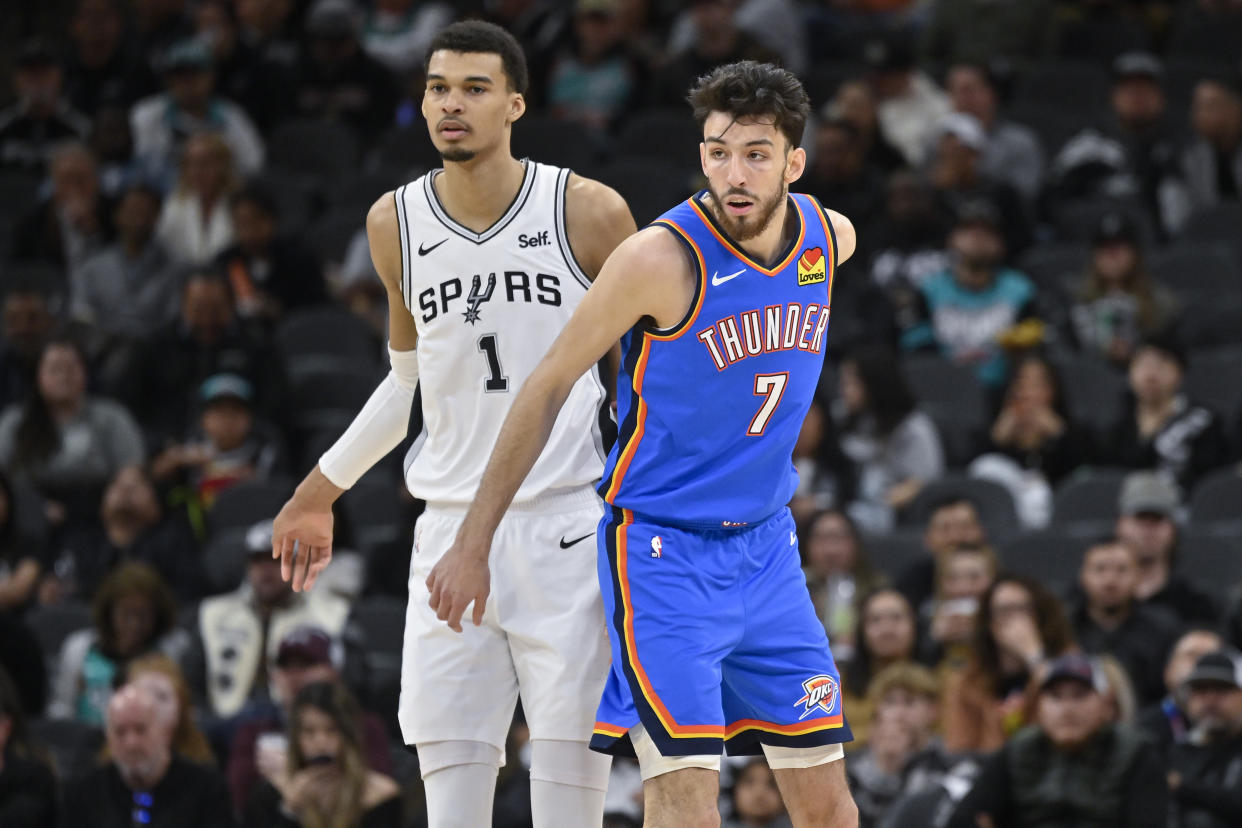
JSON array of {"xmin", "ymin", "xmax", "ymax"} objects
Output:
[{"xmin": 598, "ymin": 191, "xmax": 838, "ymax": 530}]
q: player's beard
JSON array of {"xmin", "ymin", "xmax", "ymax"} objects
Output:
[{"xmin": 708, "ymin": 182, "xmax": 786, "ymax": 242}]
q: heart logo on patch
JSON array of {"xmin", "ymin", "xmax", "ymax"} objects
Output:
[{"xmin": 800, "ymin": 247, "xmax": 823, "ymax": 268}]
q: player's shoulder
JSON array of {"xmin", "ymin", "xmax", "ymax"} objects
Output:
[
  {"xmin": 366, "ymin": 191, "xmax": 399, "ymax": 234},
  {"xmin": 563, "ymin": 173, "xmax": 632, "ymax": 228},
  {"xmin": 610, "ymin": 223, "xmax": 693, "ymax": 274},
  {"xmin": 365, "ymin": 192, "xmax": 402, "ymax": 289},
  {"xmin": 801, "ymin": 195, "xmax": 856, "ymax": 265}
]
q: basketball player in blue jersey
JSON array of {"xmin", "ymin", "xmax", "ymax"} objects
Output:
[
  {"xmin": 270, "ymin": 21, "xmax": 637, "ymax": 828},
  {"xmin": 431, "ymin": 61, "xmax": 860, "ymax": 825}
]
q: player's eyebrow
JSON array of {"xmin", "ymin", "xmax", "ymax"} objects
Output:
[
  {"xmin": 704, "ymin": 136, "xmax": 775, "ymax": 146},
  {"xmin": 426, "ymin": 74, "xmax": 495, "ymax": 84}
]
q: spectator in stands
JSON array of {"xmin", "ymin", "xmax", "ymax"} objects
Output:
[
  {"xmin": 925, "ymin": 544, "xmax": 996, "ymax": 667},
  {"xmin": 1181, "ymin": 74, "xmax": 1242, "ymax": 212},
  {"xmin": 71, "ymin": 181, "xmax": 181, "ymax": 340},
  {"xmin": 192, "ymin": 522, "xmax": 350, "ymax": 719},
  {"xmin": 865, "ymin": 171, "xmax": 951, "ymax": 330},
  {"xmin": 1071, "ymin": 211, "xmax": 1177, "ymax": 367},
  {"xmin": 64, "ymin": 0, "xmax": 148, "ymax": 116},
  {"xmin": 826, "ymin": 80, "xmax": 907, "ymax": 176},
  {"xmin": 801, "ymin": 119, "xmax": 887, "ymax": 260},
  {"xmin": 130, "ymin": 38, "xmax": 264, "ymax": 189},
  {"xmin": 12, "ymin": 141, "xmax": 114, "ymax": 277},
  {"xmin": 666, "ymin": 0, "xmax": 807, "ymax": 76},
  {"xmin": 1167, "ymin": 649, "xmax": 1242, "ymax": 828},
  {"xmin": 361, "ymin": 0, "xmax": 453, "ymax": 78},
  {"xmin": 845, "ymin": 588, "xmax": 919, "ymax": 746},
  {"xmin": 90, "ymin": 103, "xmax": 141, "ymax": 200},
  {"xmin": 1137, "ymin": 627, "xmax": 1223, "ymax": 760},
  {"xmin": 833, "ymin": 346, "xmax": 944, "ymax": 532},
  {"xmin": 48, "ymin": 561, "xmax": 189, "ymax": 726},
  {"xmin": 130, "ymin": 0, "xmax": 196, "ymax": 68},
  {"xmin": 123, "ymin": 653, "xmax": 214, "ymax": 765},
  {"xmin": 0, "ymin": 286, "xmax": 55, "ymax": 411},
  {"xmin": 0, "ymin": 665, "xmax": 58, "ymax": 827},
  {"xmin": 950, "ymin": 653, "xmax": 1167, "ymax": 828},
  {"xmin": 0, "ymin": 336, "xmax": 145, "ymax": 530},
  {"xmin": 194, "ymin": 0, "xmax": 297, "ymax": 132},
  {"xmin": 234, "ymin": 0, "xmax": 300, "ymax": 72},
  {"xmin": 1072, "ymin": 538, "xmax": 1182, "ymax": 706},
  {"xmin": 47, "ymin": 464, "xmax": 203, "ymax": 604},
  {"xmin": 0, "ymin": 39, "xmax": 91, "ymax": 172},
  {"xmin": 921, "ymin": 0, "xmax": 1053, "ymax": 65},
  {"xmin": 124, "ymin": 270, "xmax": 286, "ymax": 447},
  {"xmin": 243, "ymin": 680, "xmax": 399, "ymax": 828},
  {"xmin": 790, "ymin": 397, "xmax": 850, "ymax": 519},
  {"xmin": 860, "ymin": 29, "xmax": 950, "ymax": 169},
  {"xmin": 1105, "ymin": 334, "xmax": 1230, "ymax": 493},
  {"xmin": 544, "ymin": 0, "xmax": 647, "ymax": 135},
  {"xmin": 1115, "ymin": 471, "xmax": 1220, "ymax": 626},
  {"xmin": 942, "ymin": 575, "xmax": 1075, "ymax": 754},
  {"xmin": 943, "ymin": 61, "xmax": 1044, "ymax": 202},
  {"xmin": 985, "ymin": 353, "xmax": 1090, "ymax": 486},
  {"xmin": 227, "ymin": 625, "xmax": 392, "ymax": 814},
  {"xmin": 894, "ymin": 494, "xmax": 987, "ymax": 615},
  {"xmin": 294, "ymin": 0, "xmax": 400, "ymax": 136},
  {"xmin": 61, "ymin": 682, "xmax": 235, "ymax": 828},
  {"xmin": 801, "ymin": 508, "xmax": 885, "ymax": 665},
  {"xmin": 156, "ymin": 132, "xmax": 238, "ymax": 266},
  {"xmin": 900, "ymin": 200, "xmax": 1038, "ymax": 391},
  {"xmin": 0, "ymin": 469, "xmax": 48, "ymax": 615},
  {"xmin": 652, "ymin": 0, "xmax": 777, "ymax": 109},
  {"xmin": 215, "ymin": 184, "xmax": 327, "ymax": 322},
  {"xmin": 722, "ymin": 758, "xmax": 790, "ymax": 828}
]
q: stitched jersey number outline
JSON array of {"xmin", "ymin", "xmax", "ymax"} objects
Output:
[
  {"xmin": 748, "ymin": 372, "xmax": 788, "ymax": 436},
  {"xmin": 477, "ymin": 333, "xmax": 509, "ymax": 392}
]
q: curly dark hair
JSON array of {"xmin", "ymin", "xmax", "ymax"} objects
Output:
[
  {"xmin": 968, "ymin": 574, "xmax": 1075, "ymax": 693},
  {"xmin": 687, "ymin": 60, "xmax": 810, "ymax": 151},
  {"xmin": 425, "ymin": 20, "xmax": 529, "ymax": 95},
  {"xmin": 92, "ymin": 561, "xmax": 177, "ymax": 658}
]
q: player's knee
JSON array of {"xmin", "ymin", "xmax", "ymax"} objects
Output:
[
  {"xmin": 528, "ymin": 739, "xmax": 610, "ymax": 790},
  {"xmin": 416, "ymin": 739, "xmax": 503, "ymax": 778}
]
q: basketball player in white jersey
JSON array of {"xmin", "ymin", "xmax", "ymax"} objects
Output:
[{"xmin": 270, "ymin": 21, "xmax": 636, "ymax": 828}]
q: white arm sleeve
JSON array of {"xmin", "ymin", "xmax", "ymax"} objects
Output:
[{"xmin": 318, "ymin": 346, "xmax": 419, "ymax": 489}]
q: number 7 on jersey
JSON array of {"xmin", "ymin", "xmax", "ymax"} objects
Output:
[{"xmin": 748, "ymin": 372, "xmax": 788, "ymax": 436}]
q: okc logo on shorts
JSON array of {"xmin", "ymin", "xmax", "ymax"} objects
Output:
[
  {"xmin": 795, "ymin": 675, "xmax": 840, "ymax": 720},
  {"xmin": 650, "ymin": 536, "xmax": 662, "ymax": 558}
]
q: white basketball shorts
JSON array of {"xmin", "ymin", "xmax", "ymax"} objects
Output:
[{"xmin": 398, "ymin": 486, "xmax": 610, "ymax": 752}]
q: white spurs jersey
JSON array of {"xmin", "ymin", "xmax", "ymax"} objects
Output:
[{"xmin": 394, "ymin": 160, "xmax": 612, "ymax": 504}]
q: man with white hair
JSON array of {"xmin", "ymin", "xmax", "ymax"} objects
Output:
[{"xmin": 60, "ymin": 684, "xmax": 235, "ymax": 828}]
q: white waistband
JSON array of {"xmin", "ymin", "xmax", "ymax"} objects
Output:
[{"xmin": 425, "ymin": 485, "xmax": 601, "ymax": 517}]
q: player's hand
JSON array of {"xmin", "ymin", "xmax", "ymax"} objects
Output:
[
  {"xmin": 426, "ymin": 538, "xmax": 491, "ymax": 633},
  {"xmin": 272, "ymin": 496, "xmax": 335, "ymax": 593}
]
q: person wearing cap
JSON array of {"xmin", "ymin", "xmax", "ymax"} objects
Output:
[
  {"xmin": 1181, "ymin": 74, "xmax": 1242, "ymax": 214},
  {"xmin": 293, "ymin": 0, "xmax": 400, "ymax": 135},
  {"xmin": 0, "ymin": 39, "xmax": 91, "ymax": 172},
  {"xmin": 951, "ymin": 652, "xmax": 1167, "ymax": 828},
  {"xmin": 1115, "ymin": 471, "xmax": 1220, "ymax": 627},
  {"xmin": 130, "ymin": 37, "xmax": 264, "ymax": 190},
  {"xmin": 1104, "ymin": 334, "xmax": 1230, "ymax": 494},
  {"xmin": 1070, "ymin": 209, "xmax": 1176, "ymax": 367},
  {"xmin": 861, "ymin": 28, "xmax": 950, "ymax": 168},
  {"xmin": 1072, "ymin": 538, "xmax": 1183, "ymax": 707},
  {"xmin": 899, "ymin": 198, "xmax": 1038, "ymax": 390},
  {"xmin": 1167, "ymin": 650, "xmax": 1242, "ymax": 828},
  {"xmin": 1137, "ymin": 628, "xmax": 1224, "ymax": 759},
  {"xmin": 543, "ymin": 0, "xmax": 646, "ymax": 134}
]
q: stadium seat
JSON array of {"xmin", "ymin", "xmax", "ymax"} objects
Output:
[
  {"xmin": 27, "ymin": 718, "xmax": 104, "ymax": 781},
  {"xmin": 308, "ymin": 208, "xmax": 367, "ymax": 268},
  {"xmin": 1004, "ymin": 103, "xmax": 1102, "ymax": 163},
  {"xmin": 246, "ymin": 169, "xmax": 320, "ymax": 233},
  {"xmin": 802, "ymin": 61, "xmax": 868, "ymax": 111},
  {"xmin": 1189, "ymin": 469, "xmax": 1242, "ymax": 532},
  {"xmin": 276, "ymin": 306, "xmax": 382, "ymax": 381},
  {"xmin": 613, "ymin": 108, "xmax": 702, "ymax": 164},
  {"xmin": 288, "ymin": 367, "xmax": 384, "ymax": 436},
  {"xmin": 1017, "ymin": 243, "xmax": 1089, "ymax": 293},
  {"xmin": 594, "ymin": 159, "xmax": 700, "ymax": 227},
  {"xmin": 862, "ymin": 531, "xmax": 926, "ymax": 582},
  {"xmin": 268, "ymin": 120, "xmax": 361, "ymax": 177},
  {"xmin": 1185, "ymin": 346, "xmax": 1242, "ymax": 423},
  {"xmin": 999, "ymin": 532, "xmax": 1089, "ymax": 598},
  {"xmin": 1176, "ymin": 300, "xmax": 1242, "ymax": 350},
  {"xmin": 23, "ymin": 602, "xmax": 92, "ymax": 671},
  {"xmin": 899, "ymin": 354, "xmax": 988, "ymax": 468},
  {"xmin": 1051, "ymin": 354, "xmax": 1126, "ymax": 436},
  {"xmin": 1180, "ymin": 530, "xmax": 1242, "ymax": 599},
  {"xmin": 202, "ymin": 526, "xmax": 251, "ymax": 594},
  {"xmin": 332, "ymin": 167, "xmax": 420, "ymax": 213},
  {"xmin": 368, "ymin": 124, "xmax": 445, "ymax": 173},
  {"xmin": 901, "ymin": 476, "xmax": 1021, "ymax": 545},
  {"xmin": 1052, "ymin": 16, "xmax": 1149, "ymax": 62},
  {"xmin": 1167, "ymin": 6, "xmax": 1242, "ymax": 63},
  {"xmin": 1178, "ymin": 202, "xmax": 1242, "ymax": 269},
  {"xmin": 1051, "ymin": 468, "xmax": 1130, "ymax": 536},
  {"xmin": 1012, "ymin": 60, "xmax": 1112, "ymax": 117},
  {"xmin": 207, "ymin": 478, "xmax": 296, "ymax": 535},
  {"xmin": 1149, "ymin": 243, "xmax": 1242, "ymax": 302},
  {"xmin": 1049, "ymin": 197, "xmax": 1157, "ymax": 250},
  {"xmin": 510, "ymin": 115, "xmax": 599, "ymax": 173},
  {"xmin": 346, "ymin": 597, "xmax": 407, "ymax": 726},
  {"xmin": 0, "ymin": 261, "xmax": 68, "ymax": 306},
  {"xmin": 339, "ymin": 479, "xmax": 412, "ymax": 561}
]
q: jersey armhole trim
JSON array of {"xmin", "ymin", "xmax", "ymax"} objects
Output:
[
  {"xmin": 555, "ymin": 167, "xmax": 594, "ymax": 291},
  {"xmin": 805, "ymin": 194, "xmax": 839, "ymax": 308},
  {"xmin": 645, "ymin": 220, "xmax": 705, "ymax": 342},
  {"xmin": 393, "ymin": 184, "xmax": 411, "ymax": 304}
]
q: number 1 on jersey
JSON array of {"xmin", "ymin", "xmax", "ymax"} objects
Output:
[
  {"xmin": 478, "ymin": 334, "xmax": 509, "ymax": 392},
  {"xmin": 748, "ymin": 372, "xmax": 788, "ymax": 436}
]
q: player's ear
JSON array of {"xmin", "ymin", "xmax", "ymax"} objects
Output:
[
  {"xmin": 508, "ymin": 93, "xmax": 526, "ymax": 126},
  {"xmin": 784, "ymin": 145, "xmax": 806, "ymax": 185}
]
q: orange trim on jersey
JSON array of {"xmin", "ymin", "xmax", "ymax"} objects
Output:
[
  {"xmin": 593, "ymin": 722, "xmax": 629, "ymax": 738},
  {"xmin": 688, "ymin": 196, "xmax": 806, "ymax": 277},
  {"xmin": 614, "ymin": 510, "xmax": 724, "ymax": 739},
  {"xmin": 804, "ymin": 195, "xmax": 838, "ymax": 304},
  {"xmin": 725, "ymin": 715, "xmax": 845, "ymax": 740},
  {"xmin": 602, "ymin": 340, "xmax": 652, "ymax": 502},
  {"xmin": 647, "ymin": 219, "xmax": 707, "ymax": 342}
]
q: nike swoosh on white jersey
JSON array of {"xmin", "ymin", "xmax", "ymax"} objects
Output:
[{"xmin": 711, "ymin": 268, "xmax": 747, "ymax": 286}]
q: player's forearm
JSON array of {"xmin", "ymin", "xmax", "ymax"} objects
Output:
[{"xmin": 294, "ymin": 465, "xmax": 347, "ymax": 511}]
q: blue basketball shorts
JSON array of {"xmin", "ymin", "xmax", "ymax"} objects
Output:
[{"xmin": 589, "ymin": 506, "xmax": 853, "ymax": 758}]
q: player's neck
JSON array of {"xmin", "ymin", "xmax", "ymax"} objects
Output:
[
  {"xmin": 736, "ymin": 199, "xmax": 793, "ymax": 268},
  {"xmin": 434, "ymin": 152, "xmax": 527, "ymax": 234}
]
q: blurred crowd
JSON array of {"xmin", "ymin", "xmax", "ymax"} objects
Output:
[{"xmin": 0, "ymin": 0, "xmax": 1241, "ymax": 826}]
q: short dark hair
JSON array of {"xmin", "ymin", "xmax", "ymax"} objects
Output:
[
  {"xmin": 687, "ymin": 60, "xmax": 810, "ymax": 151},
  {"xmin": 425, "ymin": 20, "xmax": 529, "ymax": 95}
]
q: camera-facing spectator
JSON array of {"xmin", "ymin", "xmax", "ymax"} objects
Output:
[
  {"xmin": 544, "ymin": 0, "xmax": 647, "ymax": 135},
  {"xmin": 0, "ymin": 664, "xmax": 57, "ymax": 827},
  {"xmin": 861, "ymin": 29, "xmax": 950, "ymax": 169},
  {"xmin": 722, "ymin": 757, "xmax": 791, "ymax": 828},
  {"xmin": 0, "ymin": 335, "xmax": 145, "ymax": 530},
  {"xmin": 61, "ymin": 682, "xmax": 235, "ymax": 828},
  {"xmin": 1104, "ymin": 335, "xmax": 1230, "ymax": 494},
  {"xmin": 215, "ymin": 184, "xmax": 328, "ymax": 323},
  {"xmin": 0, "ymin": 39, "xmax": 91, "ymax": 172},
  {"xmin": 130, "ymin": 38, "xmax": 264, "ymax": 189},
  {"xmin": 1181, "ymin": 75, "xmax": 1242, "ymax": 216},
  {"xmin": 121, "ymin": 652, "xmax": 214, "ymax": 765},
  {"xmin": 826, "ymin": 80, "xmax": 908, "ymax": 176},
  {"xmin": 1072, "ymin": 538, "xmax": 1183, "ymax": 706},
  {"xmin": 1137, "ymin": 628, "xmax": 1224, "ymax": 760},
  {"xmin": 1071, "ymin": 212, "xmax": 1177, "ymax": 368},
  {"xmin": 925, "ymin": 544, "xmax": 996, "ymax": 667},
  {"xmin": 801, "ymin": 508, "xmax": 886, "ymax": 664},
  {"xmin": 845, "ymin": 588, "xmax": 920, "ymax": 746},
  {"xmin": 242, "ymin": 681, "xmax": 400, "ymax": 828},
  {"xmin": 194, "ymin": 0, "xmax": 298, "ymax": 132},
  {"xmin": 156, "ymin": 132, "xmax": 239, "ymax": 266},
  {"xmin": 47, "ymin": 561, "xmax": 189, "ymax": 726},
  {"xmin": 942, "ymin": 575, "xmax": 1075, "ymax": 754},
  {"xmin": 894, "ymin": 495, "xmax": 987, "ymax": 617},
  {"xmin": 12, "ymin": 141, "xmax": 115, "ymax": 277},
  {"xmin": 64, "ymin": 0, "xmax": 151, "ymax": 116},
  {"xmin": 950, "ymin": 653, "xmax": 1167, "ymax": 828},
  {"xmin": 1115, "ymin": 471, "xmax": 1220, "ymax": 626},
  {"xmin": 1167, "ymin": 650, "xmax": 1242, "ymax": 828}
]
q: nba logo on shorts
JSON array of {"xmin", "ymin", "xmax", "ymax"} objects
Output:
[
  {"xmin": 651, "ymin": 536, "xmax": 662, "ymax": 558},
  {"xmin": 795, "ymin": 675, "xmax": 839, "ymax": 720}
]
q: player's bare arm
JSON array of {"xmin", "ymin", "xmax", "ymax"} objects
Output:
[
  {"xmin": 563, "ymin": 173, "xmax": 638, "ymax": 278},
  {"xmin": 825, "ymin": 208, "xmax": 856, "ymax": 265},
  {"xmin": 426, "ymin": 227, "xmax": 694, "ymax": 631},
  {"xmin": 272, "ymin": 193, "xmax": 419, "ymax": 591}
]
